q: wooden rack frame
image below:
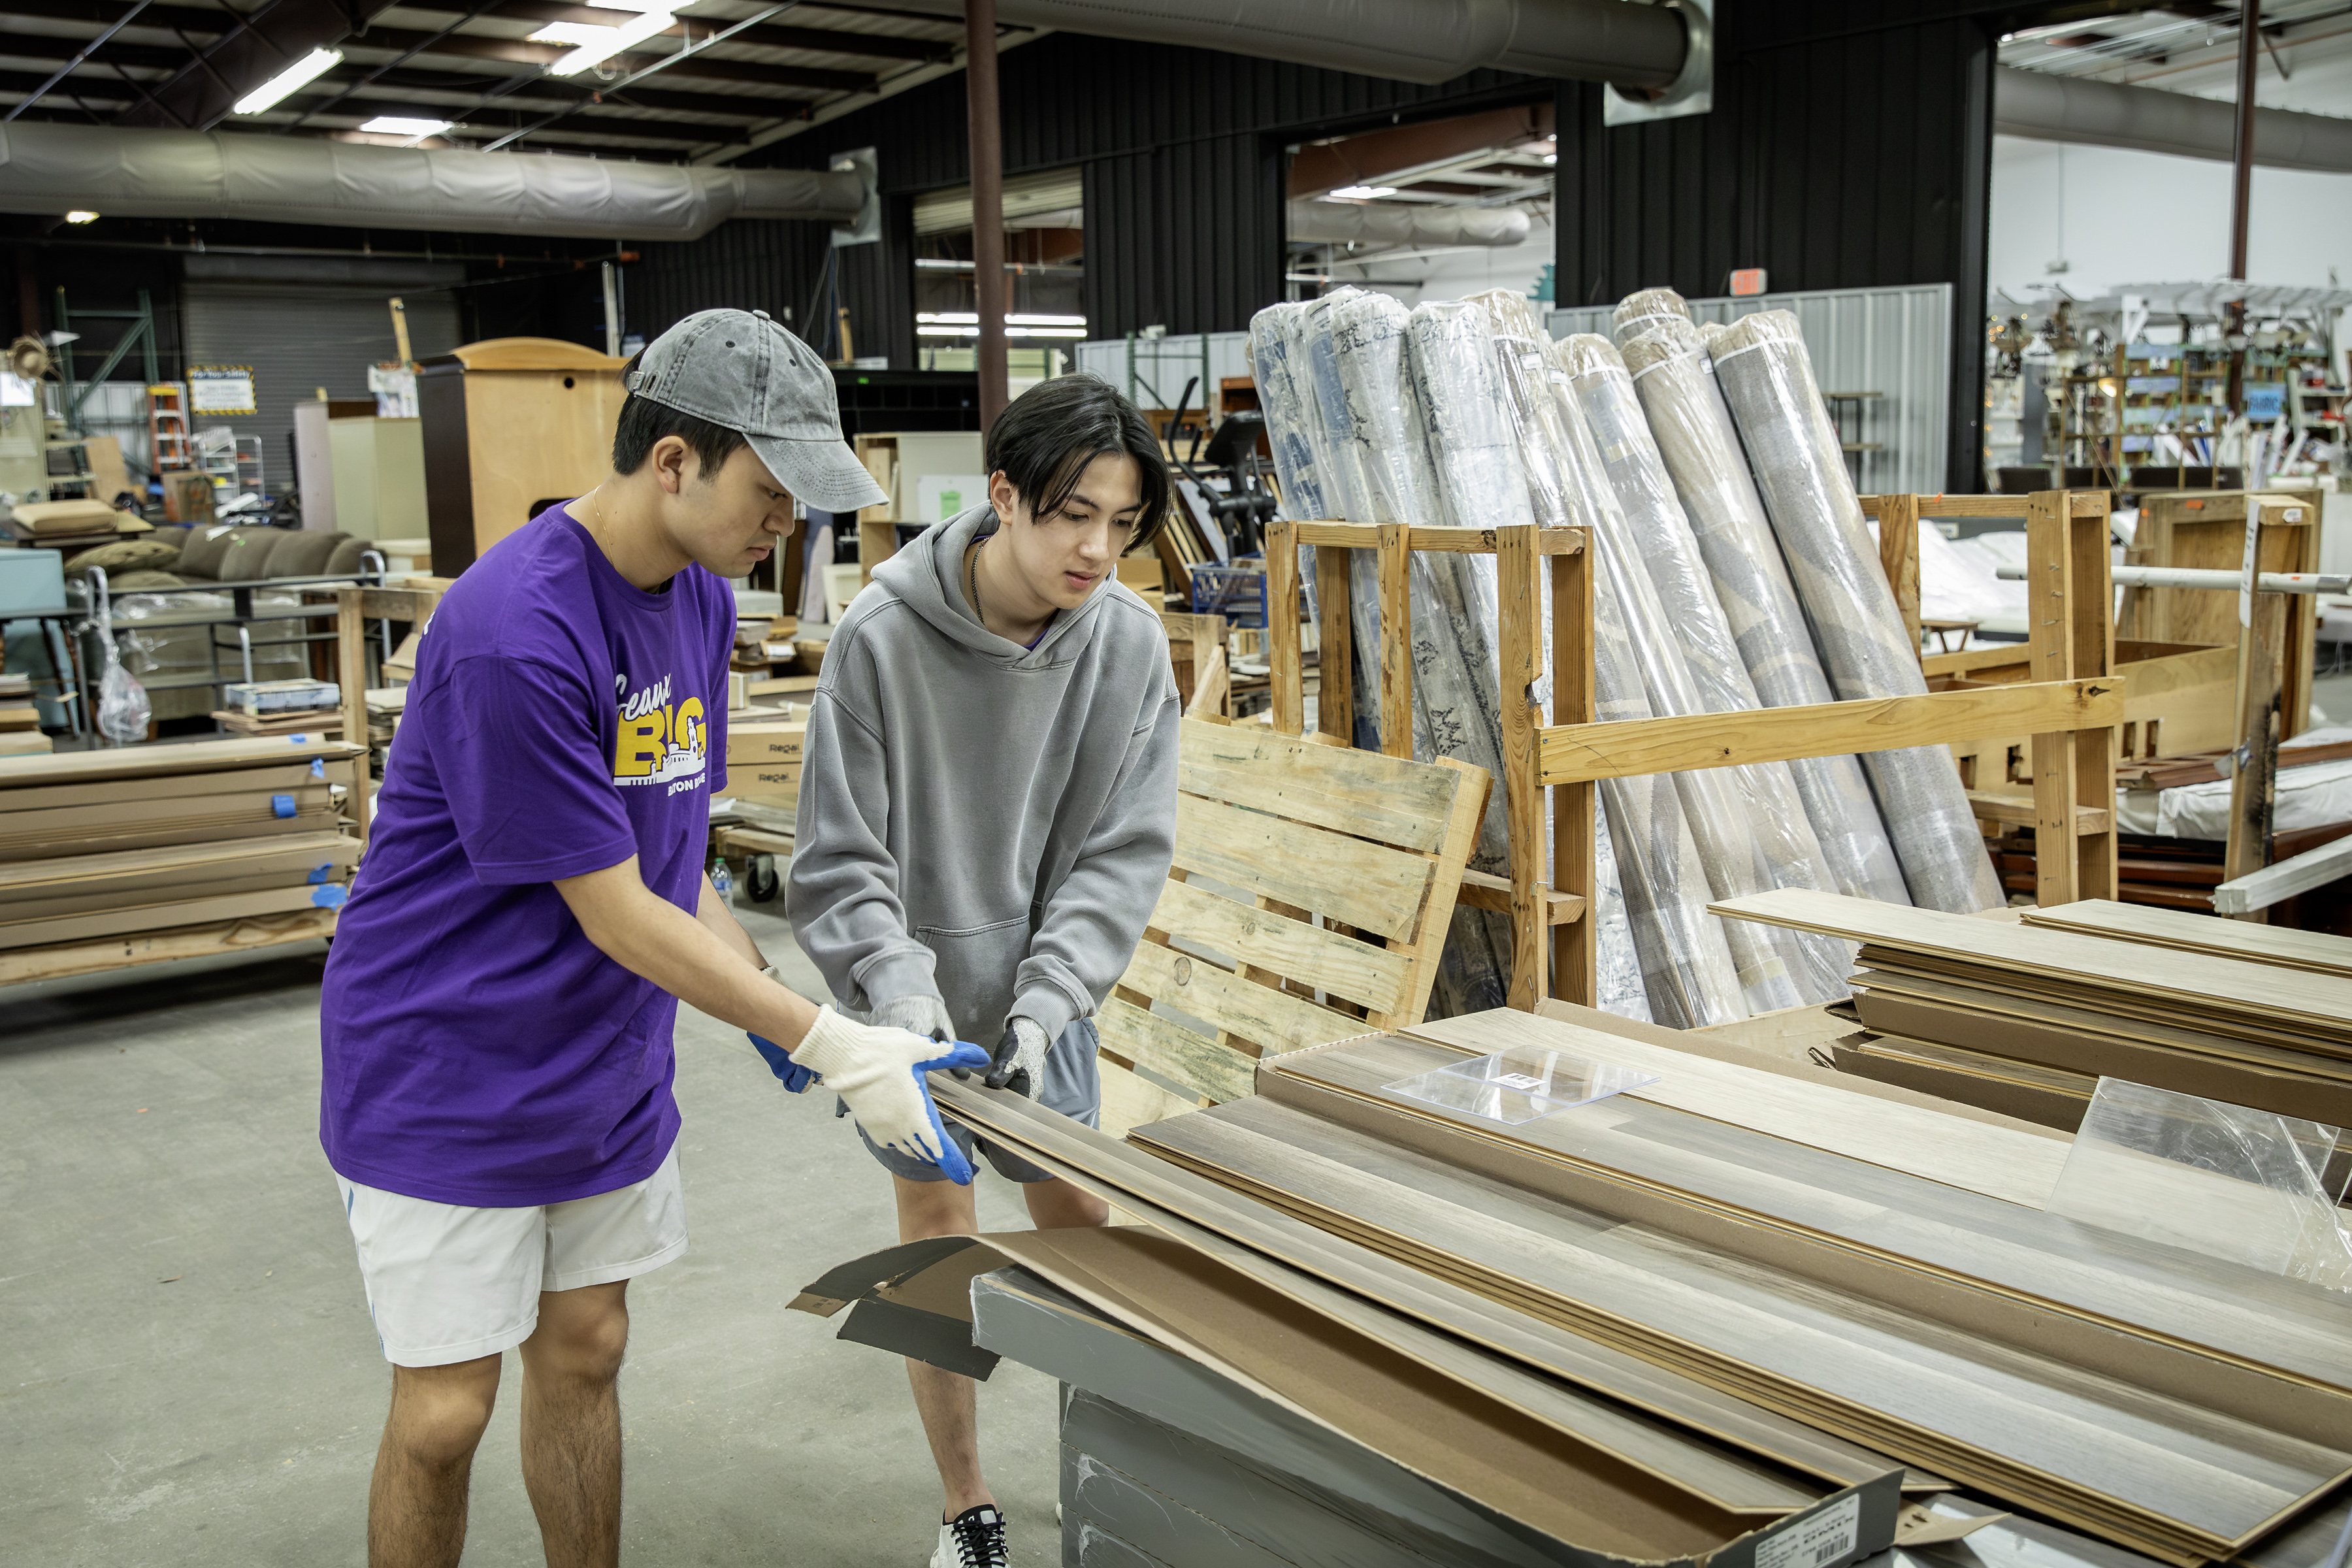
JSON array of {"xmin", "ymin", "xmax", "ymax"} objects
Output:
[
  {"xmin": 336, "ymin": 582, "xmax": 446, "ymax": 847},
  {"xmin": 1266, "ymin": 491, "xmax": 2125, "ymax": 1011}
]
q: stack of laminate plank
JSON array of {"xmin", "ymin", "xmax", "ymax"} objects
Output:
[
  {"xmin": 932, "ymin": 992, "xmax": 2352, "ymax": 1568},
  {"xmin": 0, "ymin": 672, "xmax": 46, "ymax": 756},
  {"xmin": 727, "ymin": 717, "xmax": 803, "ymax": 817},
  {"xmin": 1712, "ymin": 889, "xmax": 2352, "ymax": 1135},
  {"xmin": 0, "ymin": 738, "xmax": 361, "ymax": 956}
]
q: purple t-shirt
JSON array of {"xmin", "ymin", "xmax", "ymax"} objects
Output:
[{"xmin": 319, "ymin": 506, "xmax": 732, "ymax": 1206}]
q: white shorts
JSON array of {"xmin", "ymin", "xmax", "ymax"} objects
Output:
[{"xmin": 337, "ymin": 1148, "xmax": 688, "ymax": 1368}]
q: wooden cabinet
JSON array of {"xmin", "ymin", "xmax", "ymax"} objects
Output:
[{"xmin": 420, "ymin": 338, "xmax": 628, "ymax": 574}]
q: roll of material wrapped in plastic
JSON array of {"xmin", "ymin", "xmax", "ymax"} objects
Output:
[
  {"xmin": 1469, "ymin": 302, "xmax": 1823, "ymax": 1012},
  {"xmin": 1618, "ymin": 316, "xmax": 1915, "ymax": 909},
  {"xmin": 1555, "ymin": 333, "xmax": 1857, "ymax": 999},
  {"xmin": 1613, "ymin": 285, "xmax": 1693, "ymax": 348},
  {"xmin": 1710, "ymin": 310, "xmax": 2004, "ymax": 913}
]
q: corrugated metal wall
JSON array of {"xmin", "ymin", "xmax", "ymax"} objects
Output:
[
  {"xmin": 1552, "ymin": 6, "xmax": 1995, "ymax": 489},
  {"xmin": 1547, "ymin": 282, "xmax": 1953, "ymax": 496},
  {"xmin": 1073, "ymin": 332, "xmax": 1252, "ymax": 412}
]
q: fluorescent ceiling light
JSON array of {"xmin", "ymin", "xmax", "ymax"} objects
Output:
[
  {"xmin": 1329, "ymin": 184, "xmax": 1399, "ymax": 199},
  {"xmin": 64, "ymin": 210, "xmax": 98, "ymax": 223},
  {"xmin": 359, "ymin": 116, "xmax": 453, "ymax": 137},
  {"xmin": 917, "ymin": 324, "xmax": 1087, "ymax": 339},
  {"xmin": 545, "ymin": 8, "xmax": 676, "ymax": 75},
  {"xmin": 915, "ymin": 312, "xmax": 1088, "ymax": 328},
  {"xmin": 233, "ymin": 47, "xmax": 343, "ymax": 114}
]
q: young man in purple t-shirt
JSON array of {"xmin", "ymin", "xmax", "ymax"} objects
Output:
[{"xmin": 318, "ymin": 308, "xmax": 986, "ymax": 1568}]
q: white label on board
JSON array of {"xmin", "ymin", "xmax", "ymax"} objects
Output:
[{"xmin": 1757, "ymin": 1493, "xmax": 1862, "ymax": 1568}]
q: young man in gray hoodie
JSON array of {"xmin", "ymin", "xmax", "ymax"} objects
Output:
[{"xmin": 789, "ymin": 374, "xmax": 1181, "ymax": 1568}]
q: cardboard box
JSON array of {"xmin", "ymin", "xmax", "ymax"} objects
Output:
[
  {"xmin": 727, "ymin": 721, "xmax": 804, "ymax": 766},
  {"xmin": 225, "ymin": 678, "xmax": 342, "ymax": 716}
]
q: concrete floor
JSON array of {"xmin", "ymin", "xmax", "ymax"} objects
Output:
[{"xmin": 0, "ymin": 897, "xmax": 1061, "ymax": 1567}]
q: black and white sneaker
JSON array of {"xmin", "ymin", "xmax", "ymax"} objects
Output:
[{"xmin": 930, "ymin": 1504, "xmax": 1009, "ymax": 1568}]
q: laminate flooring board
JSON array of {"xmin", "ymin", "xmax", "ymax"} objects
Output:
[
  {"xmin": 983, "ymin": 1226, "xmax": 1823, "ymax": 1524},
  {"xmin": 2021, "ymin": 900, "xmax": 2352, "ymax": 979},
  {"xmin": 0, "ymin": 832, "xmax": 356, "ymax": 898},
  {"xmin": 1402, "ymin": 1008, "xmax": 2068, "ymax": 1207},
  {"xmin": 1851, "ymin": 1034, "xmax": 2097, "ymax": 1097},
  {"xmin": 1265, "ymin": 1034, "xmax": 2352, "ymax": 1415},
  {"xmin": 1712, "ymin": 889, "xmax": 2352, "ymax": 1045},
  {"xmin": 1848, "ymin": 982, "xmax": 2352, "ymax": 1128},
  {"xmin": 1852, "ymin": 950, "xmax": 2350, "ymax": 1060},
  {"xmin": 926, "ymin": 1079, "xmax": 1927, "ymax": 1495},
  {"xmin": 1134, "ymin": 1101, "xmax": 2352, "ymax": 1560},
  {"xmin": 0, "ymin": 736, "xmax": 360, "ymax": 788}
]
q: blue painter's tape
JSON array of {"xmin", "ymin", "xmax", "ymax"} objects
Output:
[
  {"xmin": 311, "ymin": 757, "xmax": 326, "ymax": 779},
  {"xmin": 311, "ymin": 883, "xmax": 349, "ymax": 909},
  {"xmin": 271, "ymin": 792, "xmax": 297, "ymax": 819},
  {"xmin": 307, "ymin": 863, "xmax": 333, "ymax": 884}
]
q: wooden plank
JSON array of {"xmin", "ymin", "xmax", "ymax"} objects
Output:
[
  {"xmin": 0, "ymin": 735, "xmax": 362, "ymax": 788},
  {"xmin": 1393, "ymin": 755, "xmax": 1490, "ymax": 1028},
  {"xmin": 1863, "ymin": 494, "xmax": 2105, "ymax": 520},
  {"xmin": 0, "ymin": 906, "xmax": 338, "ymax": 985},
  {"xmin": 0, "ymin": 883, "xmax": 335, "ymax": 951},
  {"xmin": 1538, "ymin": 679, "xmax": 2123, "ymax": 785},
  {"xmin": 1178, "ymin": 716, "xmax": 1463, "ymax": 853},
  {"xmin": 2225, "ymin": 516, "xmax": 2291, "ymax": 906},
  {"xmin": 1377, "ymin": 523, "xmax": 1413, "ymax": 760},
  {"xmin": 1404, "ymin": 1009, "xmax": 2067, "ymax": 1209},
  {"xmin": 1314, "ymin": 542, "xmax": 1354, "ymax": 743},
  {"xmin": 1119, "ymin": 937, "xmax": 1364, "ymax": 1056},
  {"xmin": 1876, "ymin": 493, "xmax": 1922, "ymax": 662},
  {"xmin": 0, "ymin": 830, "xmax": 354, "ymax": 895},
  {"xmin": 336, "ymin": 587, "xmax": 371, "ymax": 847},
  {"xmin": 1267, "ymin": 527, "xmax": 1303, "ymax": 736},
  {"xmin": 1712, "ymin": 888, "xmax": 2352, "ymax": 1042},
  {"xmin": 0, "ymin": 785, "xmax": 339, "ymax": 841},
  {"xmin": 1184, "ymin": 644, "xmax": 1230, "ymax": 719},
  {"xmin": 1094, "ymin": 1057, "xmax": 1211, "ymax": 1137},
  {"xmin": 1171, "ymin": 794, "xmax": 1436, "ymax": 944},
  {"xmin": 1497, "ymin": 525, "xmax": 1544, "ymax": 1009},
  {"xmin": 1553, "ymin": 545, "xmax": 1596, "ymax": 1009},
  {"xmin": 1965, "ymin": 791, "xmax": 2110, "ymax": 833},
  {"xmin": 2215, "ymin": 835, "xmax": 2352, "ymax": 917},
  {"xmin": 0, "ymin": 760, "xmax": 351, "ymax": 815},
  {"xmin": 2019, "ymin": 899, "xmax": 2352, "ymax": 977},
  {"xmin": 1095, "ymin": 996, "xmax": 1256, "ymax": 1103},
  {"xmin": 1456, "ymin": 867, "xmax": 1586, "ymax": 924},
  {"xmin": 1147, "ymin": 875, "xmax": 1413, "ymax": 1016},
  {"xmin": 1292, "ymin": 523, "xmax": 1588, "ymax": 555},
  {"xmin": 745, "ymin": 673, "xmax": 821, "ymax": 698}
]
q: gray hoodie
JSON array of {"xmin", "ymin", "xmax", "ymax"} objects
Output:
[{"xmin": 788, "ymin": 503, "xmax": 1180, "ymax": 1047}]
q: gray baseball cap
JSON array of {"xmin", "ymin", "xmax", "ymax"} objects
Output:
[{"xmin": 626, "ymin": 307, "xmax": 890, "ymax": 514}]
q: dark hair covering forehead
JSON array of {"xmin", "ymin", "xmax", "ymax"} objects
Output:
[{"xmin": 986, "ymin": 374, "xmax": 1170, "ymax": 549}]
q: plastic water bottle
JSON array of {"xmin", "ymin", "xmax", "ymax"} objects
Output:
[{"xmin": 708, "ymin": 853, "xmax": 734, "ymax": 898}]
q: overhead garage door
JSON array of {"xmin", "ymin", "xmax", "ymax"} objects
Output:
[{"xmin": 181, "ymin": 263, "xmax": 461, "ymax": 498}]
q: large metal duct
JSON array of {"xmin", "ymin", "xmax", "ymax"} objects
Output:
[
  {"xmin": 881, "ymin": 0, "xmax": 1689, "ymax": 89},
  {"xmin": 0, "ymin": 121, "xmax": 866, "ymax": 240},
  {"xmin": 1286, "ymin": 201, "xmax": 1533, "ymax": 247},
  {"xmin": 1995, "ymin": 65, "xmax": 2352, "ymax": 175}
]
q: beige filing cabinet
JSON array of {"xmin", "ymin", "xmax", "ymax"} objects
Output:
[
  {"xmin": 419, "ymin": 338, "xmax": 627, "ymax": 574},
  {"xmin": 328, "ymin": 417, "xmax": 427, "ymax": 541}
]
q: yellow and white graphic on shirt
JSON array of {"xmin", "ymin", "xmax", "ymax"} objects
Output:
[{"xmin": 612, "ymin": 672, "xmax": 708, "ymax": 790}]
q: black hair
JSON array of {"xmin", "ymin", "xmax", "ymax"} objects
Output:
[
  {"xmin": 610, "ymin": 351, "xmax": 749, "ymax": 478},
  {"xmin": 985, "ymin": 373, "xmax": 1171, "ymax": 549}
]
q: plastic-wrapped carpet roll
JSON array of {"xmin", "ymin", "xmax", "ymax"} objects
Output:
[
  {"xmin": 1618, "ymin": 316, "xmax": 1915, "ymax": 909},
  {"xmin": 1710, "ymin": 310, "xmax": 2005, "ymax": 913},
  {"xmin": 1612, "ymin": 285, "xmax": 1693, "ymax": 349},
  {"xmin": 1555, "ymin": 333, "xmax": 1858, "ymax": 998},
  {"xmin": 1282, "ymin": 295, "xmax": 1389, "ymax": 752},
  {"xmin": 1470, "ymin": 312, "xmax": 1820, "ymax": 1012}
]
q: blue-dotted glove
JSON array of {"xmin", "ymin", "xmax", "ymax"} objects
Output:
[{"xmin": 789, "ymin": 1005, "xmax": 990, "ymax": 1184}]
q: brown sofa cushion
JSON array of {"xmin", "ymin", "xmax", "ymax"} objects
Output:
[
  {"xmin": 108, "ymin": 569, "xmax": 189, "ymax": 591},
  {"xmin": 214, "ymin": 529, "xmax": 286, "ymax": 583},
  {"xmin": 173, "ymin": 523, "xmax": 244, "ymax": 580},
  {"xmin": 63, "ymin": 538, "xmax": 181, "ymax": 575},
  {"xmin": 325, "ymin": 536, "xmax": 372, "ymax": 576},
  {"xmin": 264, "ymin": 530, "xmax": 348, "ymax": 578}
]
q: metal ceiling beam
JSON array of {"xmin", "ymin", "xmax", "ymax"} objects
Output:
[
  {"xmin": 0, "ymin": 31, "xmax": 208, "ymax": 73},
  {"xmin": 116, "ymin": 0, "xmax": 408, "ymax": 131},
  {"xmin": 356, "ymin": 66, "xmax": 811, "ymax": 118},
  {"xmin": 351, "ymin": 25, "xmax": 876, "ymax": 92},
  {"xmin": 400, "ymin": 0, "xmax": 954, "ymax": 61}
]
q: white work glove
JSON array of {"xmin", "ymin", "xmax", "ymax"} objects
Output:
[
  {"xmin": 790, "ymin": 1005, "xmax": 989, "ymax": 1183},
  {"xmin": 984, "ymin": 1016, "xmax": 1053, "ymax": 1099}
]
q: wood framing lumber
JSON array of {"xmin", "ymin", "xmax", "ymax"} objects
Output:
[
  {"xmin": 1709, "ymin": 889, "xmax": 2352, "ymax": 1047},
  {"xmin": 1966, "ymin": 791, "xmax": 2112, "ymax": 833},
  {"xmin": 0, "ymin": 907, "xmax": 337, "ymax": 986},
  {"xmin": 2211, "ymin": 835, "xmax": 2352, "ymax": 917},
  {"xmin": 0, "ymin": 885, "xmax": 336, "ymax": 951},
  {"xmin": 2019, "ymin": 899, "xmax": 2352, "ymax": 976},
  {"xmin": 1860, "ymin": 495, "xmax": 2108, "ymax": 520},
  {"xmin": 1290, "ymin": 522, "xmax": 1588, "ymax": 555},
  {"xmin": 0, "ymin": 736, "xmax": 361, "ymax": 788},
  {"xmin": 1537, "ymin": 679, "xmax": 2123, "ymax": 785},
  {"xmin": 1454, "ymin": 867, "xmax": 1586, "ymax": 924}
]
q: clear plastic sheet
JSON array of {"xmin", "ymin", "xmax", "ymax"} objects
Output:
[
  {"xmin": 2047, "ymin": 1078, "xmax": 2352, "ymax": 1294},
  {"xmin": 1612, "ymin": 286, "xmax": 1693, "ymax": 348},
  {"xmin": 1556, "ymin": 334, "xmax": 1857, "ymax": 999},
  {"xmin": 1710, "ymin": 310, "xmax": 2004, "ymax": 913},
  {"xmin": 1617, "ymin": 315, "xmax": 1914, "ymax": 908},
  {"xmin": 1383, "ymin": 1045, "xmax": 1660, "ymax": 1125},
  {"xmin": 1468, "ymin": 296, "xmax": 1816, "ymax": 1014}
]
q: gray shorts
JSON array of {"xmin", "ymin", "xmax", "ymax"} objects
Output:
[{"xmin": 850, "ymin": 1018, "xmax": 1100, "ymax": 1183}]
